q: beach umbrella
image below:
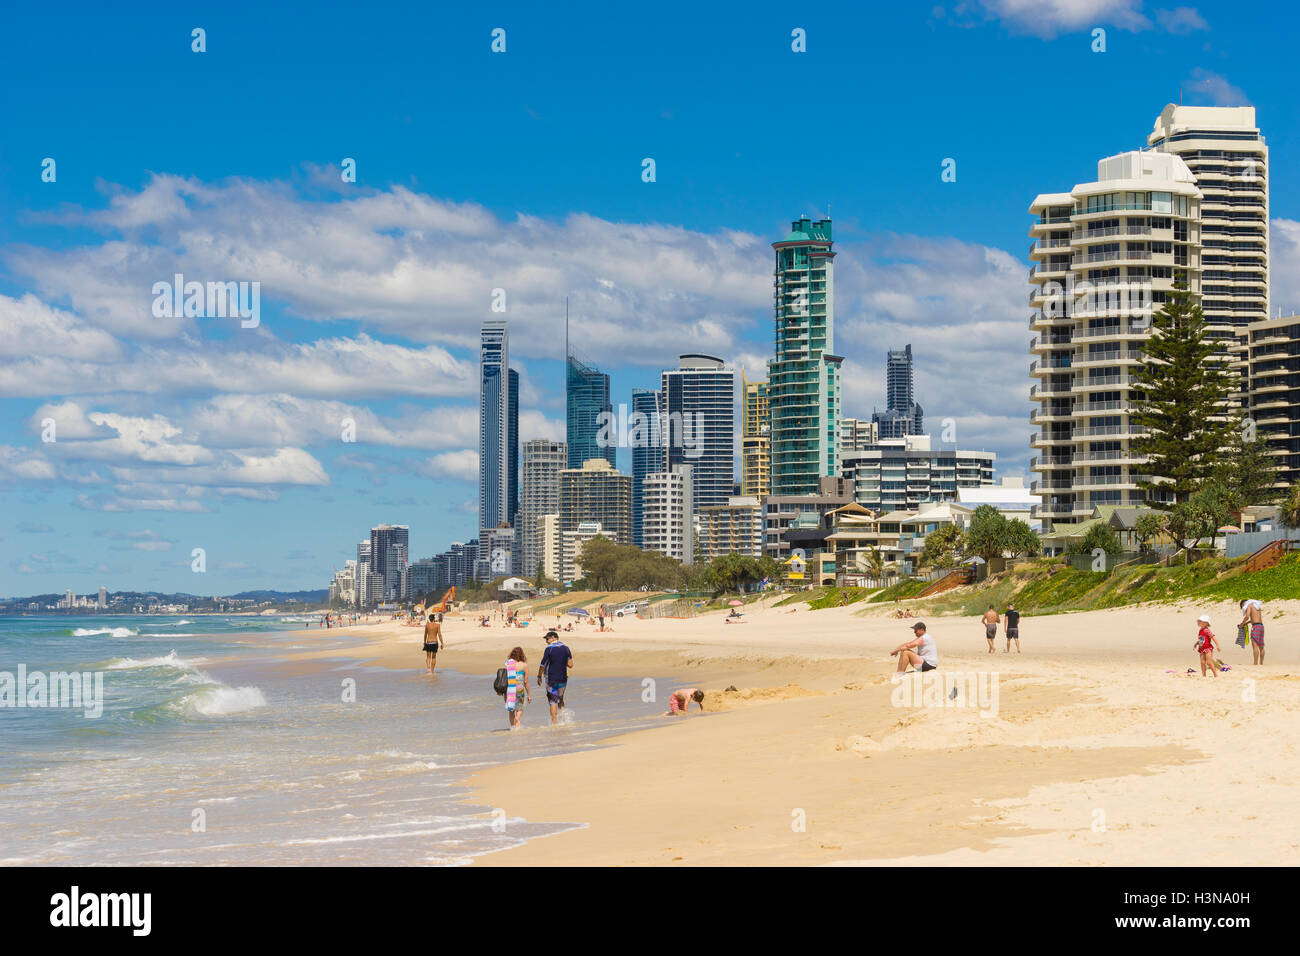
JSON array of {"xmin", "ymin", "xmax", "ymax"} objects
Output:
[
  {"xmin": 565, "ymin": 607, "xmax": 590, "ymax": 617},
  {"xmin": 728, "ymin": 600, "xmax": 744, "ymax": 606}
]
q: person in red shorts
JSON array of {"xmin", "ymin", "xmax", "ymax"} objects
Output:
[{"xmin": 1194, "ymin": 614, "xmax": 1220, "ymax": 678}]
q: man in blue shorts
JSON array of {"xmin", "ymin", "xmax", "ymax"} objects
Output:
[{"xmin": 538, "ymin": 630, "xmax": 574, "ymax": 725}]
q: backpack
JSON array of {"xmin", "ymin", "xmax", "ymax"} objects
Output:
[{"xmin": 493, "ymin": 667, "xmax": 509, "ymax": 696}]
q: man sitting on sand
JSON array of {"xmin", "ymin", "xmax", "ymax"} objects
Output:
[
  {"xmin": 665, "ymin": 688, "xmax": 704, "ymax": 716},
  {"xmin": 892, "ymin": 622, "xmax": 938, "ymax": 673},
  {"xmin": 1238, "ymin": 598, "xmax": 1265, "ymax": 665}
]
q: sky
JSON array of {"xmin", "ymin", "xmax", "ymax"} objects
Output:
[{"xmin": 2, "ymin": 0, "xmax": 1298, "ymax": 596}]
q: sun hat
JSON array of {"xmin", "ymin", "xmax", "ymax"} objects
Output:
[{"xmin": 1196, "ymin": 614, "xmax": 1211, "ymax": 625}]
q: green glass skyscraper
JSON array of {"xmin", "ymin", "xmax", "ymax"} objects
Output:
[{"xmin": 768, "ymin": 216, "xmax": 842, "ymax": 495}]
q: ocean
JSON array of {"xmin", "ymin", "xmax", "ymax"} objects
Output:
[{"xmin": 0, "ymin": 614, "xmax": 666, "ymax": 865}]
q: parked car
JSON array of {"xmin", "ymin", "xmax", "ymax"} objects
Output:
[{"xmin": 613, "ymin": 603, "xmax": 641, "ymax": 617}]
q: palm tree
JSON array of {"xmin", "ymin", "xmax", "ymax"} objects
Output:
[
  {"xmin": 859, "ymin": 547, "xmax": 886, "ymax": 587},
  {"xmin": 1280, "ymin": 484, "xmax": 1300, "ymax": 534}
]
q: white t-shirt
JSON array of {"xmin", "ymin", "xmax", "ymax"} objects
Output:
[{"xmin": 915, "ymin": 633, "xmax": 938, "ymax": 667}]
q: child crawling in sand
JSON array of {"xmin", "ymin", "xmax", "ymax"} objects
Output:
[
  {"xmin": 1194, "ymin": 614, "xmax": 1221, "ymax": 678},
  {"xmin": 665, "ymin": 688, "xmax": 705, "ymax": 715}
]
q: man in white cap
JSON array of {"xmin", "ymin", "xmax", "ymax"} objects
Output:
[{"xmin": 892, "ymin": 621, "xmax": 939, "ymax": 674}]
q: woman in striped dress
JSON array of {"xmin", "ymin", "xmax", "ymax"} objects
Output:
[{"xmin": 505, "ymin": 646, "xmax": 530, "ymax": 729}]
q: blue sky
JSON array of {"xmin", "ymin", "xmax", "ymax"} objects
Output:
[{"xmin": 2, "ymin": 0, "xmax": 1297, "ymax": 595}]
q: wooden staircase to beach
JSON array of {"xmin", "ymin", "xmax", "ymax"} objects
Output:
[
  {"xmin": 916, "ymin": 567, "xmax": 975, "ymax": 598},
  {"xmin": 1241, "ymin": 539, "xmax": 1288, "ymax": 574}
]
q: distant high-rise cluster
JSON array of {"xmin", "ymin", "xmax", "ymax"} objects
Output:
[
  {"xmin": 872, "ymin": 344, "xmax": 924, "ymax": 439},
  {"xmin": 332, "ymin": 214, "xmax": 1012, "ymax": 601}
]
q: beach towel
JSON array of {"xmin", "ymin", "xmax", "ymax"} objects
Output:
[
  {"xmin": 1236, "ymin": 624, "xmax": 1248, "ymax": 649},
  {"xmin": 505, "ymin": 659, "xmax": 519, "ymax": 709}
]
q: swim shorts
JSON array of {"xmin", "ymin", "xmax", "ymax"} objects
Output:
[
  {"xmin": 423, "ymin": 643, "xmax": 438, "ymax": 653},
  {"xmin": 985, "ymin": 624, "xmax": 997, "ymax": 639},
  {"xmin": 1251, "ymin": 623, "xmax": 1264, "ymax": 648},
  {"xmin": 546, "ymin": 681, "xmax": 567, "ymax": 706},
  {"xmin": 1007, "ymin": 627, "xmax": 1019, "ymax": 639}
]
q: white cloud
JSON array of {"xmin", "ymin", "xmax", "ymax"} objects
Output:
[
  {"xmin": 11, "ymin": 174, "xmax": 770, "ymax": 363},
  {"xmin": 0, "ymin": 446, "xmax": 57, "ymax": 482},
  {"xmin": 417, "ymin": 450, "xmax": 479, "ymax": 483},
  {"xmin": 1270, "ymin": 219, "xmax": 1300, "ymax": 317},
  {"xmin": 1155, "ymin": 6, "xmax": 1208, "ymax": 33},
  {"xmin": 976, "ymin": 0, "xmax": 1151, "ymax": 36},
  {"xmin": 1186, "ymin": 68, "xmax": 1250, "ymax": 107}
]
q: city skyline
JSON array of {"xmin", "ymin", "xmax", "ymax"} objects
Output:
[{"xmin": 4, "ymin": 2, "xmax": 1300, "ymax": 593}]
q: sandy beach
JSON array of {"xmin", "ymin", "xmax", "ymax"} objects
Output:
[{"xmin": 289, "ymin": 595, "xmax": 1300, "ymax": 866}]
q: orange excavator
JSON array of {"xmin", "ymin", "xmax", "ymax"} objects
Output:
[{"xmin": 427, "ymin": 586, "xmax": 456, "ymax": 614}]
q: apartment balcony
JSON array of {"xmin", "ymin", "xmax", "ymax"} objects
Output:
[
  {"xmin": 1030, "ymin": 335, "xmax": 1073, "ymax": 353},
  {"xmin": 1030, "ymin": 408, "xmax": 1074, "ymax": 424},
  {"xmin": 1029, "ymin": 237, "xmax": 1073, "ymax": 256},
  {"xmin": 1073, "ymin": 350, "xmax": 1144, "ymax": 368},
  {"xmin": 1031, "ymin": 479, "xmax": 1074, "ymax": 491},
  {"xmin": 1030, "ymin": 382, "xmax": 1074, "ymax": 398},
  {"xmin": 1073, "ymin": 474, "xmax": 1154, "ymax": 490},
  {"xmin": 1030, "ymin": 358, "xmax": 1073, "ymax": 376},
  {"xmin": 1031, "ymin": 455, "xmax": 1073, "ymax": 469},
  {"xmin": 1074, "ymin": 423, "xmax": 1147, "ymax": 439},
  {"xmin": 1030, "ymin": 433, "xmax": 1073, "ymax": 448},
  {"xmin": 1076, "ymin": 324, "xmax": 1147, "ymax": 339},
  {"xmin": 1078, "ymin": 399, "xmax": 1131, "ymax": 414},
  {"xmin": 1073, "ymin": 449, "xmax": 1145, "ymax": 464},
  {"xmin": 1029, "ymin": 311, "xmax": 1074, "ymax": 330},
  {"xmin": 1074, "ymin": 374, "xmax": 1136, "ymax": 390},
  {"xmin": 1029, "ymin": 262, "xmax": 1071, "ymax": 280},
  {"xmin": 1071, "ymin": 225, "xmax": 1153, "ymax": 243}
]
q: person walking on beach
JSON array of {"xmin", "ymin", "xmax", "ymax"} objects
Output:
[
  {"xmin": 538, "ymin": 629, "xmax": 573, "ymax": 725},
  {"xmin": 1004, "ymin": 603, "xmax": 1021, "ymax": 653},
  {"xmin": 504, "ymin": 646, "xmax": 530, "ymax": 729},
  {"xmin": 1238, "ymin": 598, "xmax": 1265, "ymax": 665},
  {"xmin": 1195, "ymin": 614, "xmax": 1220, "ymax": 678},
  {"xmin": 422, "ymin": 613, "xmax": 444, "ymax": 674},
  {"xmin": 981, "ymin": 606, "xmax": 1000, "ymax": 654},
  {"xmin": 892, "ymin": 622, "xmax": 939, "ymax": 673},
  {"xmin": 598, "ymin": 604, "xmax": 607, "ymax": 632}
]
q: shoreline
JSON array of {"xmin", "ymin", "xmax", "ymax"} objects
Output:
[{"xmin": 276, "ymin": 597, "xmax": 1300, "ymax": 866}]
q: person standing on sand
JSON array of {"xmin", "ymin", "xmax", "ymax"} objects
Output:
[
  {"xmin": 1195, "ymin": 614, "xmax": 1220, "ymax": 678},
  {"xmin": 422, "ymin": 614, "xmax": 444, "ymax": 674},
  {"xmin": 504, "ymin": 646, "xmax": 530, "ymax": 728},
  {"xmin": 598, "ymin": 604, "xmax": 607, "ymax": 632},
  {"xmin": 1238, "ymin": 598, "xmax": 1265, "ymax": 665},
  {"xmin": 1004, "ymin": 603, "xmax": 1021, "ymax": 653},
  {"xmin": 892, "ymin": 622, "xmax": 939, "ymax": 673},
  {"xmin": 981, "ymin": 606, "xmax": 1000, "ymax": 654},
  {"xmin": 538, "ymin": 629, "xmax": 573, "ymax": 725}
]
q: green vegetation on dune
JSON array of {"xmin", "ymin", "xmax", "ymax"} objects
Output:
[
  {"xmin": 806, "ymin": 586, "xmax": 874, "ymax": 609},
  {"xmin": 918, "ymin": 551, "xmax": 1299, "ymax": 616},
  {"xmin": 1193, "ymin": 553, "xmax": 1300, "ymax": 602},
  {"xmin": 867, "ymin": 579, "xmax": 929, "ymax": 603}
]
